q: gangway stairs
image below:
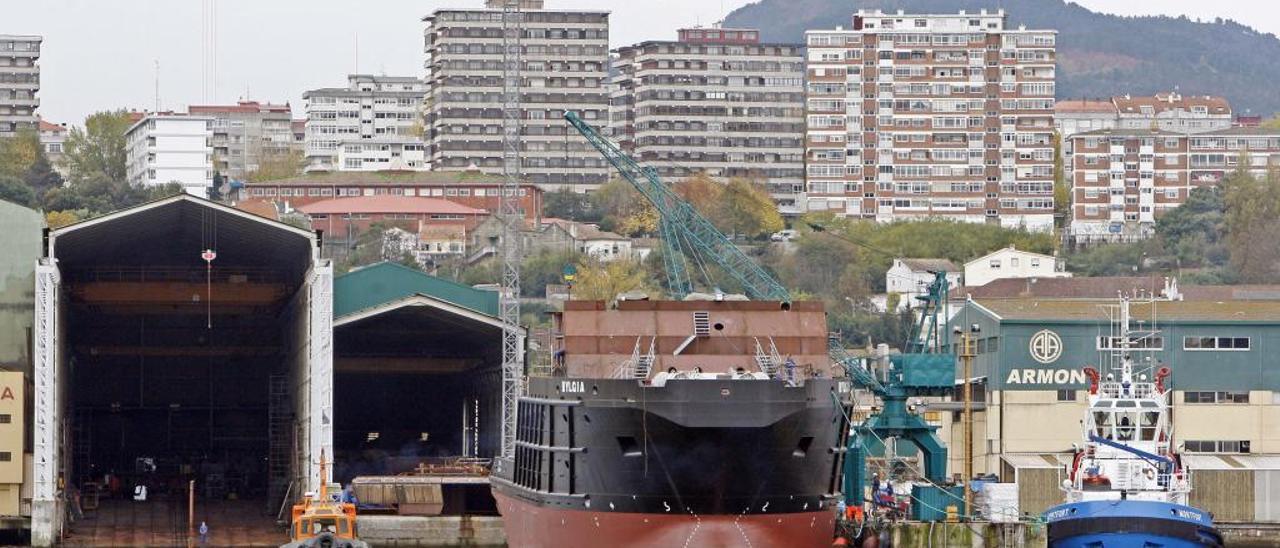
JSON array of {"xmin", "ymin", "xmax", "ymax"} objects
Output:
[
  {"xmin": 615, "ymin": 337, "xmax": 656, "ymax": 380},
  {"xmin": 753, "ymin": 337, "xmax": 782, "ymax": 378}
]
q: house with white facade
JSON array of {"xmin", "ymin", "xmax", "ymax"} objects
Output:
[
  {"xmin": 963, "ymin": 246, "xmax": 1070, "ymax": 287},
  {"xmin": 336, "ymin": 137, "xmax": 429, "ymax": 171},
  {"xmin": 124, "ymin": 114, "xmax": 214, "ymax": 196},
  {"xmin": 884, "ymin": 258, "xmax": 961, "ymax": 310}
]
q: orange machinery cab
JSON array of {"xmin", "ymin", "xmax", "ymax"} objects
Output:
[{"xmin": 282, "ymin": 453, "xmax": 368, "ymax": 548}]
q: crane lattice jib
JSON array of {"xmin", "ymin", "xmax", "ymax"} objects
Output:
[
  {"xmin": 565, "ymin": 112, "xmax": 789, "ymax": 302},
  {"xmin": 828, "ymin": 336, "xmax": 885, "ymax": 395}
]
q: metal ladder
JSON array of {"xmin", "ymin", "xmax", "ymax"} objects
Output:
[
  {"xmin": 615, "ymin": 336, "xmax": 657, "ymax": 380},
  {"xmin": 71, "ymin": 409, "xmax": 91, "ymax": 486},
  {"xmin": 267, "ymin": 375, "xmax": 292, "ymax": 512},
  {"xmin": 753, "ymin": 337, "xmax": 782, "ymax": 378}
]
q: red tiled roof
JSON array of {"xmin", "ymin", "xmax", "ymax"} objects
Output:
[
  {"xmin": 1113, "ymin": 93, "xmax": 1230, "ymax": 115},
  {"xmin": 1055, "ymin": 99, "xmax": 1115, "ymax": 114},
  {"xmin": 235, "ymin": 200, "xmax": 281, "ymax": 221},
  {"xmin": 38, "ymin": 119, "xmax": 66, "ymax": 132},
  {"xmin": 298, "ymin": 196, "xmax": 486, "ymax": 216}
]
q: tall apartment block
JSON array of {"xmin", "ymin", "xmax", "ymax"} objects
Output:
[
  {"xmin": 423, "ymin": 0, "xmax": 610, "ymax": 191},
  {"xmin": 804, "ymin": 10, "xmax": 1056, "ymax": 231},
  {"xmin": 124, "ymin": 114, "xmax": 214, "ymax": 196},
  {"xmin": 612, "ymin": 28, "xmax": 807, "ymax": 214},
  {"xmin": 188, "ymin": 101, "xmax": 295, "ymax": 180},
  {"xmin": 1069, "ymin": 127, "xmax": 1280, "ymax": 244},
  {"xmin": 0, "ymin": 35, "xmax": 41, "ymax": 137},
  {"xmin": 303, "ymin": 75, "xmax": 426, "ymax": 172}
]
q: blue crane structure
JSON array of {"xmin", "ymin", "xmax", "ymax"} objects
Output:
[{"xmin": 565, "ymin": 111, "xmax": 955, "ymax": 512}]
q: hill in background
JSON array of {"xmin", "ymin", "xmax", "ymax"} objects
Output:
[{"xmin": 723, "ymin": 0, "xmax": 1280, "ymax": 116}]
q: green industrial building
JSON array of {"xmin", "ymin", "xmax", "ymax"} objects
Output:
[{"xmin": 942, "ymin": 297, "xmax": 1280, "ymax": 522}]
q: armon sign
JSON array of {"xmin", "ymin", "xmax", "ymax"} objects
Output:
[{"xmin": 1005, "ymin": 368, "xmax": 1088, "ymax": 386}]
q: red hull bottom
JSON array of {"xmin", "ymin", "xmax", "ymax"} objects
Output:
[{"xmin": 494, "ymin": 492, "xmax": 837, "ymax": 548}]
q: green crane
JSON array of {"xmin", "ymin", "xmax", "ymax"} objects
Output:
[{"xmin": 564, "ymin": 112, "xmax": 789, "ymax": 301}]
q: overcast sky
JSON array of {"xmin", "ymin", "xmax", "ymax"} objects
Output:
[{"xmin": 6, "ymin": 0, "xmax": 1278, "ymax": 125}]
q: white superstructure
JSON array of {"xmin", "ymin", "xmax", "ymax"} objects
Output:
[{"xmin": 1064, "ymin": 298, "xmax": 1190, "ymax": 505}]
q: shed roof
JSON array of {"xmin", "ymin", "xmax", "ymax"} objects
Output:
[
  {"xmin": 247, "ymin": 170, "xmax": 510, "ymax": 187},
  {"xmin": 971, "ymin": 298, "xmax": 1280, "ymax": 323},
  {"xmin": 333, "ymin": 262, "xmax": 498, "ymax": 319},
  {"xmin": 1182, "ymin": 455, "xmax": 1280, "ymax": 470},
  {"xmin": 298, "ymin": 196, "xmax": 486, "ymax": 216}
]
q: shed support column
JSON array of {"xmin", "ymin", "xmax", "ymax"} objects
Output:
[
  {"xmin": 307, "ymin": 261, "xmax": 334, "ymax": 491},
  {"xmin": 32, "ymin": 261, "xmax": 61, "ymax": 547}
]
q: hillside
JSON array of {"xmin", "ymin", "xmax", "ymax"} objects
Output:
[{"xmin": 723, "ymin": 0, "xmax": 1280, "ymax": 116}]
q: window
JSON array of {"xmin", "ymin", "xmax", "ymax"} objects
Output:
[
  {"xmin": 1183, "ymin": 391, "xmax": 1249, "ymax": 404},
  {"xmin": 0, "ymin": 414, "xmax": 9, "ymax": 424},
  {"xmin": 1183, "ymin": 336, "xmax": 1250, "ymax": 351},
  {"xmin": 1097, "ymin": 336, "xmax": 1163, "ymax": 351},
  {"xmin": 1185, "ymin": 440, "xmax": 1250, "ymax": 454},
  {"xmin": 0, "ymin": 452, "xmax": 9, "ymax": 462},
  {"xmin": 989, "ymin": 259, "xmax": 1001, "ymax": 269},
  {"xmin": 1056, "ymin": 389, "xmax": 1077, "ymax": 402}
]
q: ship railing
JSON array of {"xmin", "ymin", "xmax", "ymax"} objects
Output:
[
  {"xmin": 612, "ymin": 336, "xmax": 655, "ymax": 380},
  {"xmin": 1098, "ymin": 381, "xmax": 1157, "ymax": 399}
]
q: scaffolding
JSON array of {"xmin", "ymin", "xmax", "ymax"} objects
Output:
[
  {"xmin": 267, "ymin": 374, "xmax": 292, "ymax": 511},
  {"xmin": 498, "ymin": 0, "xmax": 524, "ymax": 460}
]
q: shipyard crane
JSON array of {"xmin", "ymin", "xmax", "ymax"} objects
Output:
[{"xmin": 564, "ymin": 111, "xmax": 789, "ymax": 301}]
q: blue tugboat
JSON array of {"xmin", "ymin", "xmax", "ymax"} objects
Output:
[{"xmin": 1045, "ymin": 298, "xmax": 1223, "ymax": 547}]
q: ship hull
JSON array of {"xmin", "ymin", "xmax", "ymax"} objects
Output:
[
  {"xmin": 492, "ymin": 376, "xmax": 849, "ymax": 547},
  {"xmin": 1046, "ymin": 500, "xmax": 1223, "ymax": 548},
  {"xmin": 494, "ymin": 490, "xmax": 835, "ymax": 548}
]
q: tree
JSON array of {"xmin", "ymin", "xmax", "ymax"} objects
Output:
[
  {"xmin": 23, "ymin": 153, "xmax": 64, "ymax": 201},
  {"xmin": 0, "ymin": 129, "xmax": 42, "ymax": 179},
  {"xmin": 45, "ymin": 210, "xmax": 83, "ymax": 229},
  {"xmin": 570, "ymin": 258, "xmax": 655, "ymax": 301},
  {"xmin": 63, "ymin": 110, "xmax": 132, "ymax": 182},
  {"xmin": 1222, "ymin": 168, "xmax": 1280, "ymax": 283},
  {"xmin": 0, "ymin": 175, "xmax": 35, "ymax": 207},
  {"xmin": 719, "ymin": 177, "xmax": 784, "ymax": 238},
  {"xmin": 591, "ymin": 178, "xmax": 657, "ymax": 237},
  {"xmin": 246, "ymin": 149, "xmax": 305, "ymax": 182},
  {"xmin": 521, "ymin": 250, "xmax": 582, "ymax": 297},
  {"xmin": 542, "ymin": 188, "xmax": 599, "ymax": 222}
]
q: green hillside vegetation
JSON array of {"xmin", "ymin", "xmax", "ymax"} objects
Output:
[{"xmin": 724, "ymin": 0, "xmax": 1280, "ymax": 115}]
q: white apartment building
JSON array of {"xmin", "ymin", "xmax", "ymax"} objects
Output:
[
  {"xmin": 124, "ymin": 114, "xmax": 214, "ymax": 196},
  {"xmin": 611, "ymin": 28, "xmax": 807, "ymax": 214},
  {"xmin": 963, "ymin": 245, "xmax": 1069, "ymax": 287},
  {"xmin": 336, "ymin": 138, "xmax": 429, "ymax": 171},
  {"xmin": 804, "ymin": 10, "xmax": 1057, "ymax": 231},
  {"xmin": 303, "ymin": 75, "xmax": 426, "ymax": 172},
  {"xmin": 0, "ymin": 35, "xmax": 41, "ymax": 137},
  {"xmin": 423, "ymin": 0, "xmax": 611, "ymax": 191}
]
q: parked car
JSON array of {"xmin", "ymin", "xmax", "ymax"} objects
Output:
[{"xmin": 770, "ymin": 229, "xmax": 798, "ymax": 242}]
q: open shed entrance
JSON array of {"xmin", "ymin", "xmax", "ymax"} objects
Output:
[
  {"xmin": 331, "ymin": 263, "xmax": 503, "ymax": 515},
  {"xmin": 37, "ymin": 195, "xmax": 328, "ymax": 546}
]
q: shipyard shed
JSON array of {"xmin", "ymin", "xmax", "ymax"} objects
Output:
[
  {"xmin": 331, "ymin": 262, "xmax": 505, "ymax": 483},
  {"xmin": 1184, "ymin": 455, "xmax": 1280, "ymax": 523},
  {"xmin": 31, "ymin": 194, "xmax": 333, "ymax": 546}
]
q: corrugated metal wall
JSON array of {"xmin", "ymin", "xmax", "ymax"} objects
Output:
[
  {"xmin": 1017, "ymin": 468, "xmax": 1062, "ymax": 517},
  {"xmin": 1192, "ymin": 470, "xmax": 1254, "ymax": 522}
]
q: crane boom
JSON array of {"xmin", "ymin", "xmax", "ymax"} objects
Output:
[{"xmin": 565, "ymin": 111, "xmax": 789, "ymax": 302}]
